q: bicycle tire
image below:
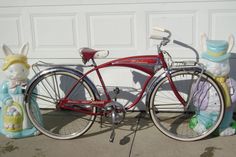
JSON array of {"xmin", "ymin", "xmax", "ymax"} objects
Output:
[
  {"xmin": 25, "ymin": 68, "xmax": 97, "ymax": 140},
  {"xmin": 148, "ymin": 69, "xmax": 224, "ymax": 141}
]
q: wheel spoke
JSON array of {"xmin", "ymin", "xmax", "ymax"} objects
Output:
[
  {"xmin": 31, "ymin": 92, "xmax": 57, "ymax": 104},
  {"xmin": 37, "ymin": 78, "xmax": 58, "ymax": 102}
]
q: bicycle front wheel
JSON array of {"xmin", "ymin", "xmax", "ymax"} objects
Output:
[
  {"xmin": 25, "ymin": 68, "xmax": 97, "ymax": 139},
  {"xmin": 148, "ymin": 69, "xmax": 224, "ymax": 141}
]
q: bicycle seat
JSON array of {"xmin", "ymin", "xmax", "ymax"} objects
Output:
[{"xmin": 79, "ymin": 48, "xmax": 109, "ymax": 64}]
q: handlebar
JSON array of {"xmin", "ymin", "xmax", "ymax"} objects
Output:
[
  {"xmin": 173, "ymin": 40, "xmax": 199, "ymax": 63},
  {"xmin": 150, "ymin": 27, "xmax": 171, "ymax": 41},
  {"xmin": 150, "ymin": 27, "xmax": 199, "ymax": 63}
]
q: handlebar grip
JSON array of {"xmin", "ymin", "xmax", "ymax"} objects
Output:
[
  {"xmin": 152, "ymin": 27, "xmax": 171, "ymax": 39},
  {"xmin": 173, "ymin": 40, "xmax": 187, "ymax": 48},
  {"xmin": 150, "ymin": 35, "xmax": 164, "ymax": 40},
  {"xmin": 153, "ymin": 27, "xmax": 166, "ymax": 32}
]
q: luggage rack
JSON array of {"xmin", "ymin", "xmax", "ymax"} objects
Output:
[
  {"xmin": 163, "ymin": 50, "xmax": 203, "ymax": 70},
  {"xmin": 31, "ymin": 61, "xmax": 93, "ymax": 74}
]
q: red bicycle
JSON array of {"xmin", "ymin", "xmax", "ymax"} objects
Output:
[{"xmin": 25, "ymin": 28, "xmax": 224, "ymax": 141}]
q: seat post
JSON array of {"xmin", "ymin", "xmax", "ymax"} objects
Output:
[
  {"xmin": 91, "ymin": 58, "xmax": 97, "ymax": 66},
  {"xmin": 92, "ymin": 59, "xmax": 111, "ymax": 101}
]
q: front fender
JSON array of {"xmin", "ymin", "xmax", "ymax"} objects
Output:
[
  {"xmin": 145, "ymin": 66, "xmax": 206, "ymax": 109},
  {"xmin": 145, "ymin": 70, "xmax": 168, "ymax": 109}
]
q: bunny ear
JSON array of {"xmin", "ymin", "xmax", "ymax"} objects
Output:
[
  {"xmin": 227, "ymin": 34, "xmax": 235, "ymax": 53},
  {"xmin": 20, "ymin": 42, "xmax": 29, "ymax": 56},
  {"xmin": 2, "ymin": 44, "xmax": 13, "ymax": 56},
  {"xmin": 200, "ymin": 33, "xmax": 208, "ymax": 52}
]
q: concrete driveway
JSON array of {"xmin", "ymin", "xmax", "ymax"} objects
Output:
[{"xmin": 0, "ymin": 112, "xmax": 235, "ymax": 157}]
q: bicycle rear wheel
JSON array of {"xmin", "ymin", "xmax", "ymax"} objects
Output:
[
  {"xmin": 148, "ymin": 69, "xmax": 224, "ymax": 141},
  {"xmin": 25, "ymin": 68, "xmax": 97, "ymax": 139}
]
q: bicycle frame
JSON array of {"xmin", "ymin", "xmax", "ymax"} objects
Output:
[
  {"xmin": 58, "ymin": 51, "xmax": 186, "ymax": 115},
  {"xmin": 25, "ymin": 27, "xmax": 224, "ymax": 142}
]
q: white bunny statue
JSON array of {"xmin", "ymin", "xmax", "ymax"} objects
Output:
[
  {"xmin": 190, "ymin": 34, "xmax": 236, "ymax": 136},
  {"xmin": 0, "ymin": 43, "xmax": 41, "ymax": 138}
]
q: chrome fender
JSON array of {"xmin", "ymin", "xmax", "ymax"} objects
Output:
[
  {"xmin": 25, "ymin": 66, "xmax": 100, "ymax": 102},
  {"xmin": 145, "ymin": 66, "xmax": 206, "ymax": 109}
]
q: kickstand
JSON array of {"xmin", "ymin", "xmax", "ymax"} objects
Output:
[
  {"xmin": 109, "ymin": 108, "xmax": 117, "ymax": 142},
  {"xmin": 109, "ymin": 125, "xmax": 116, "ymax": 142}
]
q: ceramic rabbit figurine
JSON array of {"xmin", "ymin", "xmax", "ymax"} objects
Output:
[
  {"xmin": 190, "ymin": 34, "xmax": 236, "ymax": 136},
  {"xmin": 0, "ymin": 43, "xmax": 41, "ymax": 138}
]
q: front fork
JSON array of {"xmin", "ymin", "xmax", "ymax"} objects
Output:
[{"xmin": 166, "ymin": 71, "xmax": 187, "ymax": 106}]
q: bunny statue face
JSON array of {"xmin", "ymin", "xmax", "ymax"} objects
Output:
[
  {"xmin": 2, "ymin": 43, "xmax": 30, "ymax": 82},
  {"xmin": 5, "ymin": 63, "xmax": 29, "ymax": 81},
  {"xmin": 204, "ymin": 59, "xmax": 230, "ymax": 77}
]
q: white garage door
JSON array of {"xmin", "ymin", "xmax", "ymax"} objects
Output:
[{"xmin": 0, "ymin": 0, "xmax": 235, "ymax": 109}]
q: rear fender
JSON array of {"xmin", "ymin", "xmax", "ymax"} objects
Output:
[{"xmin": 25, "ymin": 66, "xmax": 100, "ymax": 101}]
